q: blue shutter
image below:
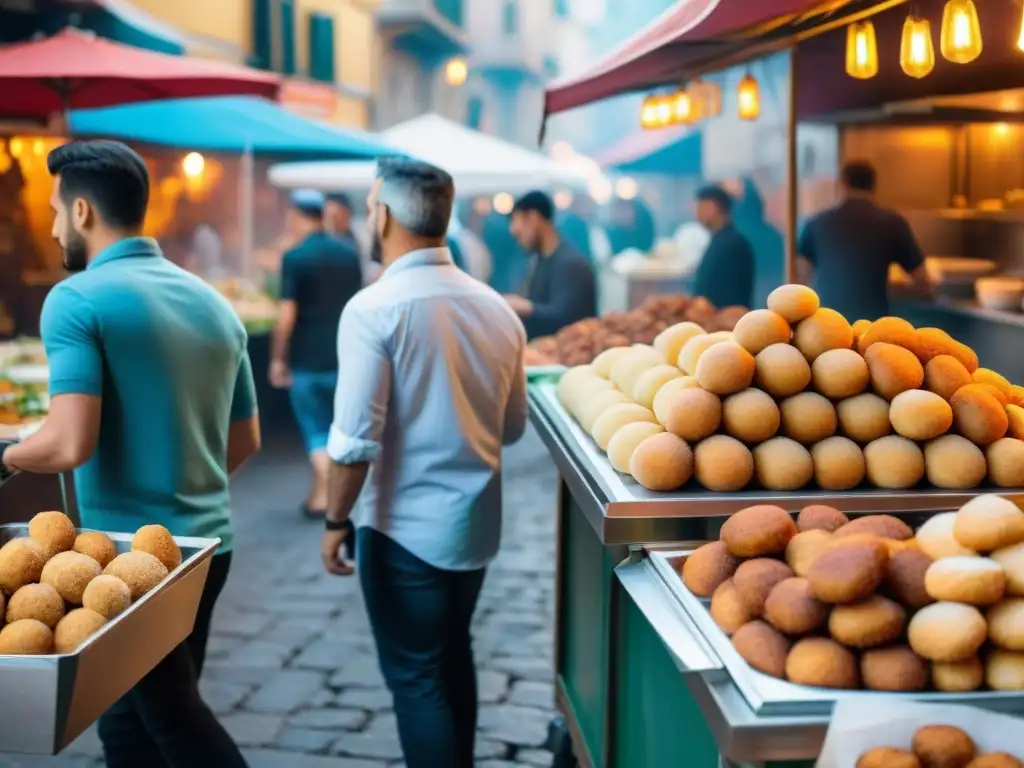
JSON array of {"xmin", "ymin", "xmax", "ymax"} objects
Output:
[
  {"xmin": 252, "ymin": 0, "xmax": 272, "ymax": 69},
  {"xmin": 280, "ymin": 0, "xmax": 296, "ymax": 75},
  {"xmin": 308, "ymin": 13, "xmax": 335, "ymax": 82},
  {"xmin": 501, "ymin": 1, "xmax": 517, "ymax": 36},
  {"xmin": 466, "ymin": 95, "xmax": 484, "ymax": 129}
]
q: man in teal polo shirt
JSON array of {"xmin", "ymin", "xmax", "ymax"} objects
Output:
[{"xmin": 1, "ymin": 140, "xmax": 259, "ymax": 768}]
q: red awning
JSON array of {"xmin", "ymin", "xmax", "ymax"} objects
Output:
[
  {"xmin": 545, "ymin": 0, "xmax": 851, "ymax": 117},
  {"xmin": 0, "ymin": 27, "xmax": 280, "ymax": 120}
]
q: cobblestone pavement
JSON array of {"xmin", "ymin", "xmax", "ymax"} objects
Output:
[{"xmin": 0, "ymin": 427, "xmax": 558, "ymax": 767}]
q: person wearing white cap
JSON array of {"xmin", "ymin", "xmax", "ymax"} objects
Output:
[{"xmin": 271, "ymin": 189, "xmax": 363, "ymax": 518}]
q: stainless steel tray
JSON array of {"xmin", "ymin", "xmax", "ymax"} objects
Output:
[
  {"xmin": 0, "ymin": 525, "xmax": 219, "ymax": 754},
  {"xmin": 645, "ymin": 549, "xmax": 1024, "ymax": 718},
  {"xmin": 529, "ymin": 382, "xmax": 1024, "ymax": 523}
]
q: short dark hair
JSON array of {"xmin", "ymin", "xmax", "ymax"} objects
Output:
[
  {"xmin": 47, "ymin": 140, "xmax": 149, "ymax": 230},
  {"xmin": 841, "ymin": 160, "xmax": 877, "ymax": 192},
  {"xmin": 376, "ymin": 157, "xmax": 454, "ymax": 238},
  {"xmin": 695, "ymin": 185, "xmax": 733, "ymax": 213},
  {"xmin": 512, "ymin": 191, "xmax": 554, "ymax": 221},
  {"xmin": 326, "ymin": 192, "xmax": 352, "ymax": 210}
]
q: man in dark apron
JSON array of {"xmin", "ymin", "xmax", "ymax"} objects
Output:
[{"xmin": 691, "ymin": 185, "xmax": 755, "ymax": 309}]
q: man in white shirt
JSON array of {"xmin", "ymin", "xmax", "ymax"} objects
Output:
[{"xmin": 321, "ymin": 157, "xmax": 528, "ymax": 768}]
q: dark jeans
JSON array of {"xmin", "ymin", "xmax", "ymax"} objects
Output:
[
  {"xmin": 98, "ymin": 552, "xmax": 247, "ymax": 768},
  {"xmin": 358, "ymin": 527, "xmax": 486, "ymax": 768}
]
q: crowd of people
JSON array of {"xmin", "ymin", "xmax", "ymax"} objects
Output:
[{"xmin": 0, "ymin": 136, "xmax": 933, "ymax": 768}]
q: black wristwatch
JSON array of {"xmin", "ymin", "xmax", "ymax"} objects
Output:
[
  {"xmin": 324, "ymin": 518, "xmax": 349, "ymax": 531},
  {"xmin": 325, "ymin": 518, "xmax": 356, "ymax": 560}
]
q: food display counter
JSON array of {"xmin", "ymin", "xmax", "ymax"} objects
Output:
[{"xmin": 527, "ymin": 382, "xmax": 1024, "ymax": 768}]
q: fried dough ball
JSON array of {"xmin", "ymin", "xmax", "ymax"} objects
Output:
[
  {"xmin": 1008, "ymin": 405, "xmax": 1024, "ymax": 440},
  {"xmin": 886, "ymin": 548, "xmax": 936, "ymax": 609},
  {"xmin": 916, "ymin": 327, "xmax": 979, "ymax": 372},
  {"xmin": 592, "ymin": 403, "xmax": 658, "ymax": 450},
  {"xmin": 653, "ymin": 322, "xmax": 705, "ymax": 366},
  {"xmin": 657, "ymin": 388, "xmax": 721, "ymax": 443},
  {"xmin": 890, "ymin": 389, "xmax": 953, "ymax": 441},
  {"xmin": 693, "ymin": 435, "xmax": 753, "ymax": 492},
  {"xmin": 104, "ymin": 551, "xmax": 169, "ymax": 601},
  {"xmin": 0, "ymin": 538, "xmax": 45, "ymax": 594},
  {"xmin": 865, "ymin": 342, "xmax": 925, "ymax": 400},
  {"xmin": 651, "ymin": 376, "xmax": 701, "ymax": 426},
  {"xmin": 796, "ymin": 505, "xmax": 849, "ymax": 533},
  {"xmin": 924, "ymin": 355, "xmax": 973, "ymax": 401},
  {"xmin": 986, "ymin": 649, "xmax": 1024, "ymax": 691},
  {"xmin": 917, "ymin": 512, "xmax": 977, "ymax": 560},
  {"xmin": 857, "ymin": 748, "xmax": 920, "ymax": 768},
  {"xmin": 40, "ymin": 551, "xmax": 102, "ymax": 605},
  {"xmin": 732, "ymin": 309, "xmax": 791, "ymax": 355},
  {"xmin": 967, "ymin": 755, "xmax": 1024, "ymax": 768},
  {"xmin": 864, "ymin": 436, "xmax": 925, "ymax": 489},
  {"xmin": 833, "ymin": 514, "xmax": 913, "ymax": 541},
  {"xmin": 753, "ymin": 437, "xmax": 813, "ymax": 491},
  {"xmin": 951, "ymin": 384, "xmax": 1010, "ymax": 446},
  {"xmin": 763, "ymin": 577, "xmax": 828, "ymax": 635},
  {"xmin": 1009, "ymin": 384, "xmax": 1024, "ymax": 409},
  {"xmin": 912, "ymin": 725, "xmax": 975, "ymax": 768},
  {"xmin": 632, "ymin": 364, "xmax": 683, "ymax": 410},
  {"xmin": 860, "ymin": 646, "xmax": 929, "ymax": 692},
  {"xmin": 857, "ymin": 316, "xmax": 920, "ymax": 355},
  {"xmin": 709, "ymin": 578, "xmax": 753, "ymax": 635},
  {"xmin": 590, "ymin": 348, "xmax": 631, "ymax": 379},
  {"xmin": 793, "ymin": 308, "xmax": 854, "ymax": 362},
  {"xmin": 785, "ymin": 637, "xmax": 859, "ymax": 689},
  {"xmin": 779, "ymin": 392, "xmax": 837, "ymax": 445},
  {"xmin": 954, "ymin": 494, "xmax": 1024, "ymax": 553},
  {"xmin": 73, "ymin": 531, "xmax": 118, "ymax": 569},
  {"xmin": 720, "ymin": 504, "xmax": 797, "ymax": 558},
  {"xmin": 908, "ymin": 602, "xmax": 987, "ymax": 662},
  {"xmin": 53, "ymin": 608, "xmax": 108, "ymax": 654},
  {"xmin": 932, "ymin": 657, "xmax": 984, "ymax": 692},
  {"xmin": 987, "ymin": 437, "xmax": 1024, "ymax": 488},
  {"xmin": 629, "ymin": 432, "xmax": 694, "ymax": 491},
  {"xmin": 610, "ymin": 346, "xmax": 664, "ymax": 397},
  {"xmin": 677, "ymin": 333, "xmax": 727, "ymax": 375},
  {"xmin": 0, "ymin": 619, "xmax": 52, "ymax": 654},
  {"xmin": 807, "ymin": 538, "xmax": 888, "ymax": 604},
  {"xmin": 837, "ymin": 393, "xmax": 892, "ymax": 443},
  {"xmin": 967, "ymin": 382, "xmax": 1009, "ymax": 407},
  {"xmin": 811, "ymin": 436, "xmax": 865, "ymax": 491},
  {"xmin": 828, "ymin": 594, "xmax": 905, "ymax": 648},
  {"xmin": 974, "ymin": 367, "xmax": 1012, "ymax": 393},
  {"xmin": 82, "ymin": 574, "xmax": 132, "ymax": 620},
  {"xmin": 28, "ymin": 511, "xmax": 76, "ymax": 560},
  {"xmin": 578, "ymin": 389, "xmax": 631, "ymax": 433},
  {"xmin": 733, "ymin": 558, "xmax": 794, "ymax": 616},
  {"xmin": 925, "ymin": 435, "xmax": 987, "ymax": 490},
  {"xmin": 785, "ymin": 530, "xmax": 833, "ymax": 577},
  {"xmin": 721, "ymin": 388, "xmax": 779, "ymax": 444},
  {"xmin": 694, "ymin": 342, "xmax": 756, "ymax": 395},
  {"xmin": 607, "ymin": 422, "xmax": 665, "ymax": 474},
  {"xmin": 682, "ymin": 541, "xmax": 740, "ymax": 597},
  {"xmin": 812, "ymin": 348, "xmax": 870, "ymax": 399},
  {"xmin": 766, "ymin": 284, "xmax": 820, "ymax": 324},
  {"xmin": 754, "ymin": 343, "xmax": 811, "ymax": 398},
  {"xmin": 6, "ymin": 583, "xmax": 64, "ymax": 628},
  {"xmin": 732, "ymin": 620, "xmax": 789, "ymax": 678}
]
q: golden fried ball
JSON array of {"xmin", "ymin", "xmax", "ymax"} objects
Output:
[
  {"xmin": 6, "ymin": 583, "xmax": 64, "ymax": 628},
  {"xmin": 104, "ymin": 551, "xmax": 169, "ymax": 601},
  {"xmin": 836, "ymin": 393, "xmax": 892, "ymax": 443},
  {"xmin": 793, "ymin": 308, "xmax": 854, "ymax": 362},
  {"xmin": 0, "ymin": 619, "xmax": 53, "ymax": 654},
  {"xmin": 629, "ymin": 433, "xmax": 694, "ymax": 491},
  {"xmin": 82, "ymin": 575, "xmax": 133, "ymax": 620},
  {"xmin": 988, "ymin": 438, "xmax": 1024, "ymax": 488},
  {"xmin": 753, "ymin": 438, "xmax": 813, "ymax": 491},
  {"xmin": 721, "ymin": 389, "xmax": 780, "ymax": 444},
  {"xmin": 732, "ymin": 309, "xmax": 791, "ymax": 355},
  {"xmin": 53, "ymin": 608, "xmax": 108, "ymax": 654},
  {"xmin": 0, "ymin": 538, "xmax": 46, "ymax": 594},
  {"xmin": 925, "ymin": 434, "xmax": 987, "ymax": 490},
  {"xmin": 779, "ymin": 392, "xmax": 837, "ymax": 445},
  {"xmin": 28, "ymin": 511, "xmax": 76, "ymax": 560},
  {"xmin": 889, "ymin": 389, "xmax": 953, "ymax": 441},
  {"xmin": 951, "ymin": 385, "xmax": 1009, "ymax": 446},
  {"xmin": 916, "ymin": 327, "xmax": 979, "ymax": 372},
  {"xmin": 658, "ymin": 388, "xmax": 722, "ymax": 443},
  {"xmin": 631, "ymin": 365, "xmax": 683, "ymax": 410},
  {"xmin": 754, "ymin": 343, "xmax": 811, "ymax": 398},
  {"xmin": 924, "ymin": 355, "xmax": 973, "ymax": 401},
  {"xmin": 653, "ymin": 322, "xmax": 705, "ymax": 366},
  {"xmin": 694, "ymin": 435, "xmax": 754, "ymax": 492},
  {"xmin": 766, "ymin": 284, "xmax": 820, "ymax": 324},
  {"xmin": 73, "ymin": 531, "xmax": 118, "ymax": 569},
  {"xmin": 864, "ymin": 436, "xmax": 925, "ymax": 490},
  {"xmin": 865, "ymin": 342, "xmax": 925, "ymax": 401},
  {"xmin": 132, "ymin": 525, "xmax": 182, "ymax": 572},
  {"xmin": 811, "ymin": 348, "xmax": 869, "ymax": 399},
  {"xmin": 694, "ymin": 342, "xmax": 756, "ymax": 396},
  {"xmin": 857, "ymin": 316, "xmax": 920, "ymax": 357},
  {"xmin": 40, "ymin": 551, "xmax": 102, "ymax": 604},
  {"xmin": 811, "ymin": 436, "xmax": 866, "ymax": 491}
]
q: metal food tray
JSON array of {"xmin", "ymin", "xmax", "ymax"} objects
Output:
[
  {"xmin": 0, "ymin": 525, "xmax": 219, "ymax": 755},
  {"xmin": 529, "ymin": 382, "xmax": 1024, "ymax": 534},
  {"xmin": 641, "ymin": 549, "xmax": 1024, "ymax": 718}
]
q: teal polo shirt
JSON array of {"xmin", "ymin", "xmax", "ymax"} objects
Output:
[{"xmin": 39, "ymin": 237, "xmax": 257, "ymax": 552}]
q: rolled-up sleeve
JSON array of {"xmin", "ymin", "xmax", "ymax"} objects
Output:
[
  {"xmin": 327, "ymin": 303, "xmax": 391, "ymax": 465},
  {"xmin": 40, "ymin": 283, "xmax": 103, "ymax": 397}
]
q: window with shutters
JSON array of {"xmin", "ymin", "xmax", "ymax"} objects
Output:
[
  {"xmin": 279, "ymin": 0, "xmax": 296, "ymax": 75},
  {"xmin": 252, "ymin": 0, "xmax": 272, "ymax": 69},
  {"xmin": 307, "ymin": 13, "xmax": 335, "ymax": 82}
]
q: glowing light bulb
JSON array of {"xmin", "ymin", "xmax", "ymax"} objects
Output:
[
  {"xmin": 672, "ymin": 91, "xmax": 694, "ymax": 124},
  {"xmin": 846, "ymin": 21, "xmax": 878, "ymax": 79},
  {"xmin": 493, "ymin": 192, "xmax": 514, "ymax": 215},
  {"xmin": 615, "ymin": 178, "xmax": 638, "ymax": 200},
  {"xmin": 640, "ymin": 95, "xmax": 661, "ymax": 129},
  {"xmin": 900, "ymin": 15, "xmax": 935, "ymax": 78},
  {"xmin": 940, "ymin": 0, "xmax": 982, "ymax": 64},
  {"xmin": 737, "ymin": 74, "xmax": 760, "ymax": 120},
  {"xmin": 182, "ymin": 152, "xmax": 205, "ymax": 178},
  {"xmin": 444, "ymin": 58, "xmax": 468, "ymax": 86}
]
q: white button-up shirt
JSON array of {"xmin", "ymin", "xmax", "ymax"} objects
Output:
[{"xmin": 327, "ymin": 247, "xmax": 528, "ymax": 571}]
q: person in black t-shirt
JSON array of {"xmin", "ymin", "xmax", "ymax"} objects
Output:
[
  {"xmin": 692, "ymin": 185, "xmax": 755, "ymax": 310},
  {"xmin": 505, "ymin": 190, "xmax": 597, "ymax": 340},
  {"xmin": 798, "ymin": 161, "xmax": 932, "ymax": 321},
  {"xmin": 271, "ymin": 189, "xmax": 363, "ymax": 518}
]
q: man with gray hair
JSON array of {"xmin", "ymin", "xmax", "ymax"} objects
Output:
[{"xmin": 320, "ymin": 157, "xmax": 528, "ymax": 767}]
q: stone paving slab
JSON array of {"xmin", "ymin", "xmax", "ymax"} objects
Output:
[{"xmin": 0, "ymin": 428, "xmax": 557, "ymax": 767}]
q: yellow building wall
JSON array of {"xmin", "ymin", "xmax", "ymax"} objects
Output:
[
  {"xmin": 296, "ymin": 0, "xmax": 378, "ymax": 93},
  {"xmin": 126, "ymin": 0, "xmax": 254, "ymax": 54}
]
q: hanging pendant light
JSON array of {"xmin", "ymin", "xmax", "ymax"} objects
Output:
[
  {"xmin": 940, "ymin": 0, "xmax": 982, "ymax": 64},
  {"xmin": 737, "ymin": 73, "xmax": 760, "ymax": 120},
  {"xmin": 640, "ymin": 95, "xmax": 661, "ymax": 129},
  {"xmin": 1016, "ymin": 1, "xmax": 1024, "ymax": 51},
  {"xmin": 900, "ymin": 14, "xmax": 936, "ymax": 78},
  {"xmin": 846, "ymin": 21, "xmax": 879, "ymax": 79},
  {"xmin": 672, "ymin": 89, "xmax": 696, "ymax": 124}
]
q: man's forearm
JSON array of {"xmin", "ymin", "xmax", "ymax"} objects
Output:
[
  {"xmin": 270, "ymin": 321, "xmax": 291, "ymax": 364},
  {"xmin": 326, "ymin": 461, "xmax": 369, "ymax": 524},
  {"xmin": 4, "ymin": 429, "xmax": 80, "ymax": 474}
]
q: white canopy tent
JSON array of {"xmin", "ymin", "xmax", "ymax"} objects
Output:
[{"xmin": 268, "ymin": 113, "xmax": 601, "ymax": 196}]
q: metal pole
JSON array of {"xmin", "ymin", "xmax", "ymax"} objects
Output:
[
  {"xmin": 784, "ymin": 49, "xmax": 798, "ymax": 285},
  {"xmin": 241, "ymin": 143, "xmax": 254, "ymax": 278}
]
